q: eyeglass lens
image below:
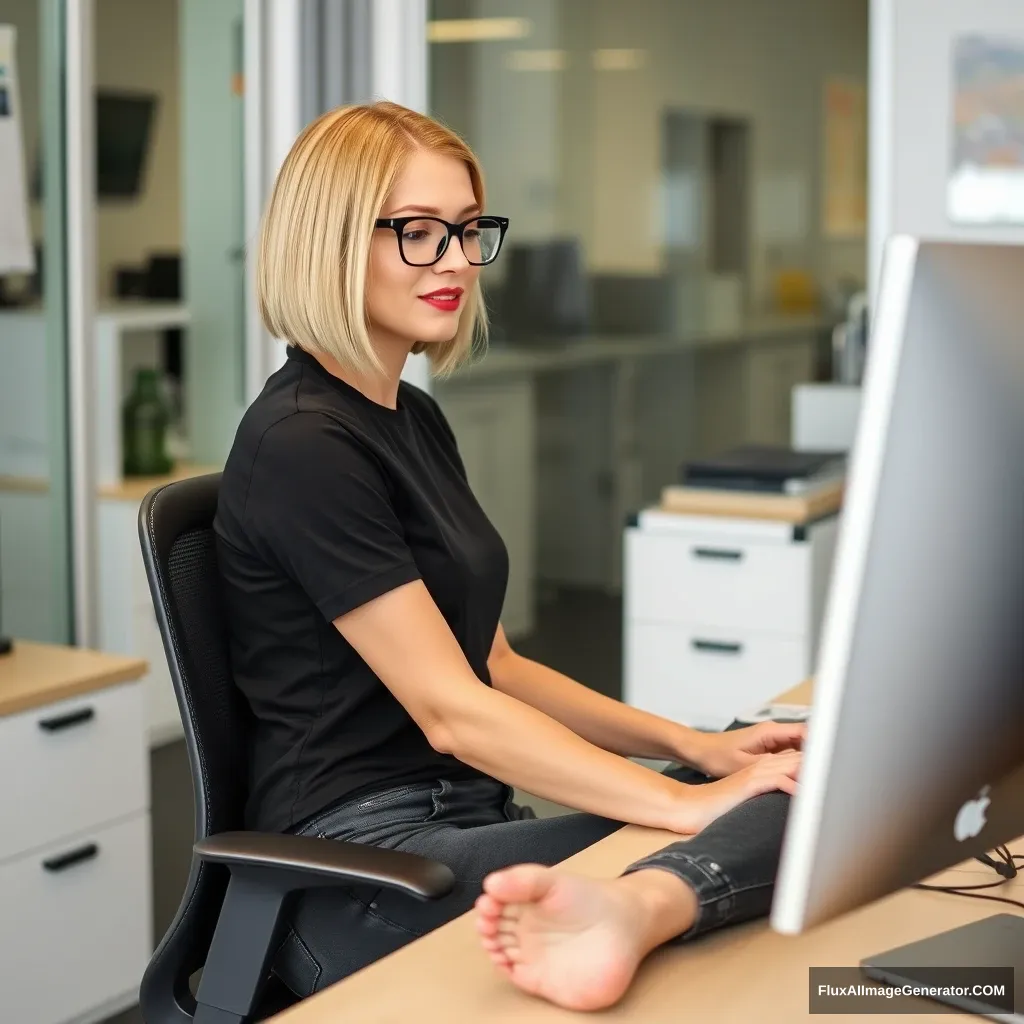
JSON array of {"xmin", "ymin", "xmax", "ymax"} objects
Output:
[{"xmin": 399, "ymin": 218, "xmax": 503, "ymax": 266}]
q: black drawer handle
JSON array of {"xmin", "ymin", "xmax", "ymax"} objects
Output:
[
  {"xmin": 43, "ymin": 842, "xmax": 99, "ymax": 873},
  {"xmin": 692, "ymin": 547, "xmax": 744, "ymax": 562},
  {"xmin": 692, "ymin": 639, "xmax": 744, "ymax": 656},
  {"xmin": 38, "ymin": 706, "xmax": 95, "ymax": 732}
]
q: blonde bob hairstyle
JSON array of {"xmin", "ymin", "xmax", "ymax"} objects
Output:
[{"xmin": 256, "ymin": 101, "xmax": 489, "ymax": 379}]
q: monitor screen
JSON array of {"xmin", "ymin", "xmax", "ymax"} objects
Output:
[
  {"xmin": 96, "ymin": 92, "xmax": 156, "ymax": 197},
  {"xmin": 32, "ymin": 90, "xmax": 157, "ymax": 200}
]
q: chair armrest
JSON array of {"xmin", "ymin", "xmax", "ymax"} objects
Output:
[{"xmin": 195, "ymin": 831, "xmax": 455, "ymax": 900}]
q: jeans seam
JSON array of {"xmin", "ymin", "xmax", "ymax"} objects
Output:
[
  {"xmin": 430, "ymin": 779, "xmax": 451, "ymax": 821},
  {"xmin": 355, "ymin": 784, "xmax": 424, "ymax": 810},
  {"xmin": 363, "ymin": 900, "xmax": 428, "ymax": 937},
  {"xmin": 630, "ymin": 850, "xmax": 735, "ymax": 890}
]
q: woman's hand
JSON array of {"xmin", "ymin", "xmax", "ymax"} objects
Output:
[
  {"xmin": 684, "ymin": 721, "xmax": 806, "ymax": 779},
  {"xmin": 668, "ymin": 750, "xmax": 802, "ymax": 834}
]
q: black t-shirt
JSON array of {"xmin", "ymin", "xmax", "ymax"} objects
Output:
[{"xmin": 213, "ymin": 345, "xmax": 509, "ymax": 833}]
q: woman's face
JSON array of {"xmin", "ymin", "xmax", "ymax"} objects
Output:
[{"xmin": 367, "ymin": 149, "xmax": 482, "ymax": 352}]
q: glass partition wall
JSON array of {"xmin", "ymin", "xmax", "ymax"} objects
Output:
[
  {"xmin": 427, "ymin": 0, "xmax": 868, "ymax": 696},
  {"xmin": 0, "ymin": 0, "xmax": 73, "ymax": 645}
]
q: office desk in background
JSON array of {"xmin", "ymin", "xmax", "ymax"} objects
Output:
[
  {"xmin": 436, "ymin": 312, "xmax": 831, "ymax": 633},
  {"xmin": 270, "ymin": 678, "xmax": 1023, "ymax": 1023},
  {"xmin": 0, "ymin": 640, "xmax": 151, "ymax": 1024},
  {"xmin": 0, "ymin": 461, "xmax": 217, "ymax": 748}
]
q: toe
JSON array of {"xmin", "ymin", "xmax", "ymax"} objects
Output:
[
  {"xmin": 483, "ymin": 864, "xmax": 555, "ymax": 904},
  {"xmin": 475, "ymin": 893, "xmax": 503, "ymax": 921}
]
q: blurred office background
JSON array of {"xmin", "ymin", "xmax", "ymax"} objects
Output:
[
  {"xmin": 427, "ymin": 0, "xmax": 867, "ymax": 694},
  {"xmin": 6, "ymin": 3, "xmax": 1024, "ymax": 1021},
  {"xmin": 0, "ymin": 0, "xmax": 868, "ymax": 687}
]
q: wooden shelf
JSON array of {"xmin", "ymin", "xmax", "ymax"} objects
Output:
[
  {"xmin": 0, "ymin": 475, "xmax": 50, "ymax": 494},
  {"xmin": 97, "ymin": 462, "xmax": 221, "ymax": 503}
]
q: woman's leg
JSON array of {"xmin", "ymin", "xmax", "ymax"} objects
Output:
[
  {"xmin": 475, "ymin": 791, "xmax": 791, "ymax": 1011},
  {"xmin": 275, "ymin": 777, "xmax": 627, "ymax": 994}
]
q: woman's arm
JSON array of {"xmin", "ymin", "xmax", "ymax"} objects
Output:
[
  {"xmin": 486, "ymin": 625, "xmax": 704, "ymax": 766},
  {"xmin": 487, "ymin": 626, "xmax": 806, "ymax": 779},
  {"xmin": 334, "ymin": 581, "xmax": 798, "ymax": 834}
]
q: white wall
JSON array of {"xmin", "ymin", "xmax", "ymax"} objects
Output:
[
  {"xmin": 869, "ymin": 0, "xmax": 1024, "ymax": 299},
  {"xmin": 5, "ymin": 0, "xmax": 180, "ymax": 299},
  {"xmin": 433, "ymin": 0, "xmax": 868, "ymax": 307}
]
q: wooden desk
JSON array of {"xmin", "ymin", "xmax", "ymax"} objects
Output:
[
  {"xmin": 273, "ymin": 678, "xmax": 1021, "ymax": 1023},
  {"xmin": 0, "ymin": 637, "xmax": 148, "ymax": 716}
]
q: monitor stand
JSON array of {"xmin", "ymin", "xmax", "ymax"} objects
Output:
[{"xmin": 861, "ymin": 914, "xmax": 1023, "ymax": 1021}]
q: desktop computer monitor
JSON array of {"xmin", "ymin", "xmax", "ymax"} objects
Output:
[{"xmin": 770, "ymin": 237, "xmax": 1024, "ymax": 1015}]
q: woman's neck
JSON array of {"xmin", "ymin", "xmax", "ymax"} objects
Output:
[{"xmin": 313, "ymin": 336, "xmax": 411, "ymax": 410}]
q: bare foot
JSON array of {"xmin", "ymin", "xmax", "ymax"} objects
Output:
[{"xmin": 474, "ymin": 864, "xmax": 698, "ymax": 1012}]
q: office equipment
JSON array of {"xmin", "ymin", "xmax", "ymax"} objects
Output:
[
  {"xmin": 791, "ymin": 381, "xmax": 862, "ymax": 452},
  {"xmin": 137, "ymin": 473, "xmax": 455, "ymax": 1024},
  {"xmin": 0, "ymin": 640, "xmax": 149, "ymax": 1024},
  {"xmin": 770, "ymin": 238, "xmax": 1024, "ymax": 1014},
  {"xmin": 32, "ymin": 90, "xmax": 157, "ymax": 200},
  {"xmin": 681, "ymin": 443, "xmax": 845, "ymax": 494},
  {"xmin": 733, "ymin": 701, "xmax": 811, "ymax": 725},
  {"xmin": 501, "ymin": 240, "xmax": 590, "ymax": 337},
  {"xmin": 624, "ymin": 503, "xmax": 838, "ymax": 730}
]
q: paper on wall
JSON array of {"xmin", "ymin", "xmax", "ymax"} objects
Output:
[{"xmin": 0, "ymin": 25, "xmax": 34, "ymax": 275}]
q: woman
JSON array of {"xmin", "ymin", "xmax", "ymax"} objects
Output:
[{"xmin": 213, "ymin": 100, "xmax": 801, "ymax": 998}]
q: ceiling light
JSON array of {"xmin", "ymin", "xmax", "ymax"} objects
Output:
[
  {"xmin": 427, "ymin": 17, "xmax": 532, "ymax": 43},
  {"xmin": 505, "ymin": 48, "xmax": 566, "ymax": 71},
  {"xmin": 593, "ymin": 48, "xmax": 647, "ymax": 71}
]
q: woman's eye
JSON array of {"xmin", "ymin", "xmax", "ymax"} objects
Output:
[
  {"xmin": 403, "ymin": 230, "xmax": 428, "ymax": 242},
  {"xmin": 464, "ymin": 229, "xmax": 480, "ymax": 240}
]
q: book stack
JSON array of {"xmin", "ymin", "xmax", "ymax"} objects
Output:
[{"xmin": 660, "ymin": 444, "xmax": 846, "ymax": 523}]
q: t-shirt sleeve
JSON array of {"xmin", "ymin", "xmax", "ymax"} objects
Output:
[{"xmin": 245, "ymin": 413, "xmax": 421, "ymax": 622}]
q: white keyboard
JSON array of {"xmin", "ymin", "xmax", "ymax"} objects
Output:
[{"xmin": 734, "ymin": 702, "xmax": 812, "ymax": 725}]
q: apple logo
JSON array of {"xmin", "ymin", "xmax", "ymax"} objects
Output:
[{"xmin": 954, "ymin": 786, "xmax": 991, "ymax": 842}]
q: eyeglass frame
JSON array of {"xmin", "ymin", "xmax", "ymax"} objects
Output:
[{"xmin": 373, "ymin": 215, "xmax": 510, "ymax": 267}]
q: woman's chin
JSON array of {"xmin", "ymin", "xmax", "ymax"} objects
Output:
[{"xmin": 413, "ymin": 320, "xmax": 460, "ymax": 345}]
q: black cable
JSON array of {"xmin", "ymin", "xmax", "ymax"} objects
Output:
[
  {"xmin": 912, "ymin": 884, "xmax": 1024, "ymax": 912},
  {"xmin": 912, "ymin": 845, "xmax": 1024, "ymax": 911}
]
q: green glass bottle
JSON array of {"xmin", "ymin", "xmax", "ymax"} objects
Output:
[{"xmin": 122, "ymin": 368, "xmax": 174, "ymax": 477}]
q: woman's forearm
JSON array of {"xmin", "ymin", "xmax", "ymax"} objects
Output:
[
  {"xmin": 435, "ymin": 683, "xmax": 693, "ymax": 830},
  {"xmin": 488, "ymin": 649, "xmax": 707, "ymax": 766}
]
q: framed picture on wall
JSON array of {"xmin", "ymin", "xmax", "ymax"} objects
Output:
[
  {"xmin": 822, "ymin": 77, "xmax": 867, "ymax": 239},
  {"xmin": 949, "ymin": 35, "xmax": 1024, "ymax": 225}
]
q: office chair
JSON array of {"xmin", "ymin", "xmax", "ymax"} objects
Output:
[{"xmin": 137, "ymin": 473, "xmax": 455, "ymax": 1024}]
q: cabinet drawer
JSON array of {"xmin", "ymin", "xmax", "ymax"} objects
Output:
[
  {"xmin": 0, "ymin": 813, "xmax": 151, "ymax": 1024},
  {"xmin": 625, "ymin": 621, "xmax": 806, "ymax": 731},
  {"xmin": 625, "ymin": 528, "xmax": 809, "ymax": 635},
  {"xmin": 0, "ymin": 682, "xmax": 147, "ymax": 861}
]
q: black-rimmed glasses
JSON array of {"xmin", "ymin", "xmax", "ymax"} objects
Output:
[{"xmin": 374, "ymin": 215, "xmax": 509, "ymax": 267}]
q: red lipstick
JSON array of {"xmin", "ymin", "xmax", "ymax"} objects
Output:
[{"xmin": 419, "ymin": 287, "xmax": 464, "ymax": 312}]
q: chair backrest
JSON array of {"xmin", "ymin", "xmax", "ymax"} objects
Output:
[{"xmin": 138, "ymin": 472, "xmax": 251, "ymax": 1024}]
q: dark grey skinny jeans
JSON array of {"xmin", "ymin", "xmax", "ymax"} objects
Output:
[{"xmin": 273, "ymin": 757, "xmax": 790, "ymax": 997}]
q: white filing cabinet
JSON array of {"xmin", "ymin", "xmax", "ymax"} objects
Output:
[
  {"xmin": 624, "ymin": 507, "xmax": 839, "ymax": 731},
  {"xmin": 0, "ymin": 659, "xmax": 151, "ymax": 1024}
]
